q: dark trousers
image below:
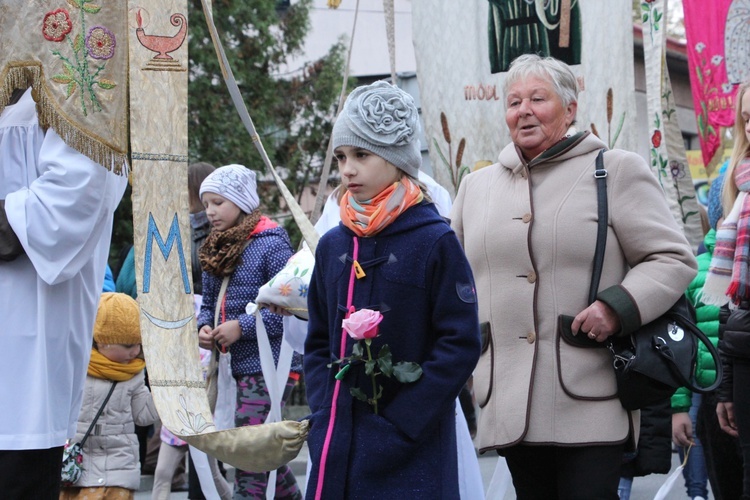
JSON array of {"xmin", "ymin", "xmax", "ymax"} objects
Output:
[
  {"xmin": 697, "ymin": 391, "xmax": 743, "ymax": 500},
  {"xmin": 502, "ymin": 443, "xmax": 624, "ymax": 499},
  {"xmin": 734, "ymin": 361, "xmax": 750, "ymax": 499},
  {"xmin": 0, "ymin": 447, "xmax": 64, "ymax": 499}
]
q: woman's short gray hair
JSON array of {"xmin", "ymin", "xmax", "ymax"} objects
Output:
[{"xmin": 503, "ymin": 54, "xmax": 579, "ymax": 108}]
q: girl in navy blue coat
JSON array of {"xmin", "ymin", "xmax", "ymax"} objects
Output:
[
  {"xmin": 304, "ymin": 81, "xmax": 481, "ymax": 499},
  {"xmin": 196, "ymin": 164, "xmax": 302, "ymax": 499}
]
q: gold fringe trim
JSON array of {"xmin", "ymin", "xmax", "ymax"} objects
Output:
[{"xmin": 0, "ymin": 62, "xmax": 129, "ymax": 175}]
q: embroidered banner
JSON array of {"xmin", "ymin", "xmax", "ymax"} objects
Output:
[
  {"xmin": 0, "ymin": 0, "xmax": 129, "ymax": 171},
  {"xmin": 412, "ymin": 0, "xmax": 637, "ymax": 196},
  {"xmin": 641, "ymin": 0, "xmax": 703, "ymax": 248},
  {"xmin": 127, "ymin": 0, "xmax": 208, "ymax": 437},
  {"xmin": 130, "ymin": 1, "xmax": 309, "ymax": 479},
  {"xmin": 683, "ymin": 0, "xmax": 742, "ymax": 172}
]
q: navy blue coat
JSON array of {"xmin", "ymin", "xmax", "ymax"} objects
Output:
[{"xmin": 304, "ymin": 202, "xmax": 481, "ymax": 499}]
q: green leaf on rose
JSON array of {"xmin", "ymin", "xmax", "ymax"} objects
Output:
[
  {"xmin": 377, "ymin": 345, "xmax": 394, "ymax": 377},
  {"xmin": 352, "ymin": 342, "xmax": 363, "ymax": 358},
  {"xmin": 350, "ymin": 387, "xmax": 368, "ymax": 402},
  {"xmin": 365, "ymin": 359, "xmax": 377, "ymax": 376},
  {"xmin": 393, "ymin": 362, "xmax": 423, "ymax": 383}
]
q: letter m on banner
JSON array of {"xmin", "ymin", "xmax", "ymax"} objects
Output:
[{"xmin": 142, "ymin": 213, "xmax": 191, "ymax": 294}]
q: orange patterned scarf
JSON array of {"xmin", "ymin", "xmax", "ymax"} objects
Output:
[{"xmin": 340, "ymin": 177, "xmax": 423, "ymax": 237}]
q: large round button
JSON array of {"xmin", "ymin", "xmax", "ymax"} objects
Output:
[
  {"xmin": 522, "ymin": 213, "xmax": 532, "ymax": 223},
  {"xmin": 527, "ymin": 271, "xmax": 537, "ymax": 283},
  {"xmin": 527, "ymin": 331, "xmax": 536, "ymax": 344}
]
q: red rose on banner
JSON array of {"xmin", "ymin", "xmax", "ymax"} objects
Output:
[{"xmin": 651, "ymin": 130, "xmax": 662, "ymax": 148}]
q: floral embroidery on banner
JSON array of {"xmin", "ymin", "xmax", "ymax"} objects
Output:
[
  {"xmin": 175, "ymin": 394, "xmax": 213, "ymax": 434},
  {"xmin": 693, "ymin": 42, "xmax": 721, "ymax": 146},
  {"xmin": 42, "ymin": 9, "xmax": 73, "ymax": 42},
  {"xmin": 650, "ymin": 87, "xmax": 699, "ymax": 225},
  {"xmin": 641, "ymin": 0, "xmax": 663, "ymax": 41},
  {"xmin": 43, "ymin": 0, "xmax": 117, "ymax": 116},
  {"xmin": 86, "ymin": 26, "xmax": 116, "ymax": 60}
]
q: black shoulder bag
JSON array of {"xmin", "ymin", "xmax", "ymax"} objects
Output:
[{"xmin": 565, "ymin": 149, "xmax": 722, "ymax": 411}]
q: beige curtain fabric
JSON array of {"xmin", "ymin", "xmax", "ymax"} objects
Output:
[
  {"xmin": 412, "ymin": 0, "xmax": 637, "ymax": 196},
  {"xmin": 0, "ymin": 1, "xmax": 129, "ymax": 171},
  {"xmin": 642, "ymin": 0, "xmax": 703, "ymax": 249}
]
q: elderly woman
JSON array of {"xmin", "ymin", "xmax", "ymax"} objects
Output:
[{"xmin": 450, "ymin": 54, "xmax": 697, "ymax": 498}]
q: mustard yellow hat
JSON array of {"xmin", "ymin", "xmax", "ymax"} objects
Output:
[{"xmin": 93, "ymin": 292, "xmax": 142, "ymax": 345}]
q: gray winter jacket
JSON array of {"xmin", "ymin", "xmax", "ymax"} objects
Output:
[{"xmin": 68, "ymin": 371, "xmax": 159, "ymax": 490}]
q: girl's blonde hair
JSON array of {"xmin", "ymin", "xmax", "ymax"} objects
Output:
[{"xmin": 722, "ymin": 82, "xmax": 750, "ymax": 216}]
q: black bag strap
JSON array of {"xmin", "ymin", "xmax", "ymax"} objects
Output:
[
  {"xmin": 662, "ymin": 306, "xmax": 723, "ymax": 394},
  {"xmin": 79, "ymin": 381, "xmax": 117, "ymax": 447},
  {"xmin": 589, "ymin": 150, "xmax": 722, "ymax": 395},
  {"xmin": 589, "ymin": 149, "xmax": 608, "ymax": 305}
]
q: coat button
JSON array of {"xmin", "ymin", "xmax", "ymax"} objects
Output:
[
  {"xmin": 527, "ymin": 332, "xmax": 536, "ymax": 344},
  {"xmin": 98, "ymin": 478, "xmax": 104, "ymax": 484},
  {"xmin": 522, "ymin": 213, "xmax": 532, "ymax": 223},
  {"xmin": 527, "ymin": 271, "xmax": 537, "ymax": 283}
]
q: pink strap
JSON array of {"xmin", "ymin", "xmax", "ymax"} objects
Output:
[{"xmin": 315, "ymin": 236, "xmax": 359, "ymax": 499}]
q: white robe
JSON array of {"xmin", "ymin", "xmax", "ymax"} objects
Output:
[{"xmin": 0, "ymin": 89, "xmax": 127, "ymax": 449}]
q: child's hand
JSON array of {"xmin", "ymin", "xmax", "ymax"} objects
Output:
[
  {"xmin": 198, "ymin": 325, "xmax": 215, "ymax": 350},
  {"xmin": 213, "ymin": 320, "xmax": 241, "ymax": 349}
]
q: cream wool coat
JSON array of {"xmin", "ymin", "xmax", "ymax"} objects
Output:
[{"xmin": 451, "ymin": 132, "xmax": 697, "ymax": 453}]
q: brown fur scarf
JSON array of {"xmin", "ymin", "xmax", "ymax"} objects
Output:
[{"xmin": 199, "ymin": 210, "xmax": 261, "ymax": 277}]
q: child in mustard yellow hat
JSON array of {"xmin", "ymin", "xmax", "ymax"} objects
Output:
[{"xmin": 60, "ymin": 292, "xmax": 160, "ymax": 500}]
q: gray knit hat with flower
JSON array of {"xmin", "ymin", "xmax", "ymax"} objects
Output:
[
  {"xmin": 199, "ymin": 164, "xmax": 260, "ymax": 214},
  {"xmin": 332, "ymin": 81, "xmax": 422, "ymax": 178}
]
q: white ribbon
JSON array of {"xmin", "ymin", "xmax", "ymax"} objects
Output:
[{"xmin": 247, "ymin": 302, "xmax": 295, "ymax": 499}]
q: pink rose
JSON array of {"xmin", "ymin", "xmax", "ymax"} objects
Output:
[{"xmin": 342, "ymin": 309, "xmax": 383, "ymax": 340}]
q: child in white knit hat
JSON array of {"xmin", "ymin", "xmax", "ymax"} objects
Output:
[
  {"xmin": 60, "ymin": 292, "xmax": 159, "ymax": 499},
  {"xmin": 196, "ymin": 164, "xmax": 303, "ymax": 499}
]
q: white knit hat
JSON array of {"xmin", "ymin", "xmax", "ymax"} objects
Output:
[
  {"xmin": 332, "ymin": 81, "xmax": 422, "ymax": 178},
  {"xmin": 199, "ymin": 164, "xmax": 260, "ymax": 214}
]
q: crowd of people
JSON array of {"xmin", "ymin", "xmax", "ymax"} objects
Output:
[{"xmin": 3, "ymin": 53, "xmax": 750, "ymax": 500}]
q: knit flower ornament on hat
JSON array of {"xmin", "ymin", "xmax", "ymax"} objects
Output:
[
  {"xmin": 332, "ymin": 81, "xmax": 422, "ymax": 178},
  {"xmin": 94, "ymin": 292, "xmax": 142, "ymax": 345},
  {"xmin": 199, "ymin": 164, "xmax": 260, "ymax": 215}
]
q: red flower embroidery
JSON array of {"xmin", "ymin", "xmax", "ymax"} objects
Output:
[
  {"xmin": 42, "ymin": 9, "xmax": 72, "ymax": 42},
  {"xmin": 651, "ymin": 130, "xmax": 662, "ymax": 148},
  {"xmin": 644, "ymin": 0, "xmax": 655, "ymax": 3}
]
